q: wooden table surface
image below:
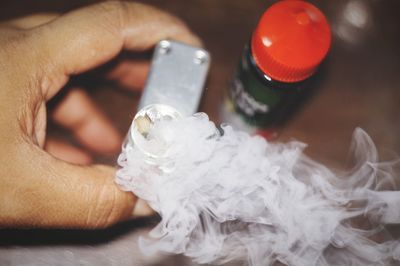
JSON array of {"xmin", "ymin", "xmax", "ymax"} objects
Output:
[{"xmin": 1, "ymin": 0, "xmax": 400, "ymax": 265}]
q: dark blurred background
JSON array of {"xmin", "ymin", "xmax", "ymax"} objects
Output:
[
  {"xmin": 1, "ymin": 0, "xmax": 400, "ymax": 265},
  {"xmin": 1, "ymin": 0, "xmax": 400, "ymax": 166}
]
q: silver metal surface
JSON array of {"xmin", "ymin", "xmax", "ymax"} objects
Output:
[{"xmin": 138, "ymin": 40, "xmax": 210, "ymax": 116}]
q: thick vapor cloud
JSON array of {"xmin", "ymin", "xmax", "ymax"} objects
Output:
[{"xmin": 117, "ymin": 113, "xmax": 400, "ymax": 266}]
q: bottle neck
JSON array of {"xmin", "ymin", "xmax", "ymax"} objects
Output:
[{"xmin": 246, "ymin": 42, "xmax": 313, "ymax": 90}]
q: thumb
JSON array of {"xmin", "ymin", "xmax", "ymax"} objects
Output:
[{"xmin": 5, "ymin": 144, "xmax": 136, "ymax": 229}]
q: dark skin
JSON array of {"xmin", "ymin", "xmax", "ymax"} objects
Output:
[{"xmin": 0, "ymin": 1, "xmax": 201, "ymax": 228}]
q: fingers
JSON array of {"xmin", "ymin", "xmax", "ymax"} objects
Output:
[
  {"xmin": 0, "ymin": 1, "xmax": 202, "ymax": 228},
  {"xmin": 45, "ymin": 138, "xmax": 92, "ymax": 165},
  {"xmin": 107, "ymin": 59, "xmax": 150, "ymax": 91},
  {"xmin": 132, "ymin": 199, "xmax": 155, "ymax": 217},
  {"xmin": 51, "ymin": 88, "xmax": 122, "ymax": 154},
  {"xmin": 1, "ymin": 13, "xmax": 59, "ymax": 29},
  {"xmin": 29, "ymin": 1, "xmax": 201, "ymax": 99},
  {"xmin": 1, "ymin": 144, "xmax": 136, "ymax": 228}
]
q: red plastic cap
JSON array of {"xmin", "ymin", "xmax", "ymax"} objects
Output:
[{"xmin": 251, "ymin": 0, "xmax": 331, "ymax": 83}]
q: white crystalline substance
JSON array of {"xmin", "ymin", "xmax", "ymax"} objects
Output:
[{"xmin": 116, "ymin": 113, "xmax": 400, "ymax": 266}]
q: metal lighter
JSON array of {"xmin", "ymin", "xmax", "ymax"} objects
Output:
[
  {"xmin": 124, "ymin": 40, "xmax": 211, "ymax": 161},
  {"xmin": 138, "ymin": 40, "xmax": 210, "ymax": 116}
]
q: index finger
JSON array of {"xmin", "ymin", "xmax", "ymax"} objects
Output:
[{"xmin": 29, "ymin": 1, "xmax": 202, "ymax": 99}]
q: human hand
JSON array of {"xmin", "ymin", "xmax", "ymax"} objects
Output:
[{"xmin": 0, "ymin": 1, "xmax": 201, "ymax": 228}]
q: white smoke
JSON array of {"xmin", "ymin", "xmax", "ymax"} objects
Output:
[{"xmin": 116, "ymin": 112, "xmax": 400, "ymax": 266}]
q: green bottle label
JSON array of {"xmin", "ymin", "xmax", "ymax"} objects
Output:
[{"xmin": 230, "ymin": 48, "xmax": 306, "ymax": 127}]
